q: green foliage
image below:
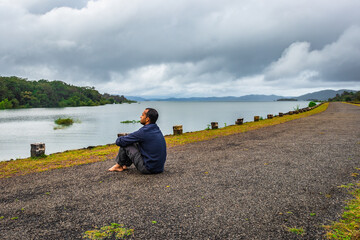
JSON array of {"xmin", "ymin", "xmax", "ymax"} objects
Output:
[
  {"xmin": 0, "ymin": 98, "xmax": 13, "ymax": 109},
  {"xmin": 328, "ymin": 91, "xmax": 360, "ymax": 102},
  {"xmin": 83, "ymin": 223, "xmax": 134, "ymax": 240},
  {"xmin": 293, "ymin": 105, "xmax": 300, "ymax": 111},
  {"xmin": 287, "ymin": 227, "xmax": 305, "ymax": 235},
  {"xmin": 55, "ymin": 118, "xmax": 74, "ymax": 126},
  {"xmin": 0, "ymin": 76, "xmax": 133, "ymax": 109},
  {"xmin": 325, "ymin": 188, "xmax": 360, "ymax": 239},
  {"xmin": 308, "ymin": 101, "xmax": 317, "ymax": 107}
]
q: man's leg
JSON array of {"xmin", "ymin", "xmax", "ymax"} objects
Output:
[
  {"xmin": 108, "ymin": 147, "xmax": 132, "ymax": 172},
  {"xmin": 124, "ymin": 143, "xmax": 150, "ymax": 174}
]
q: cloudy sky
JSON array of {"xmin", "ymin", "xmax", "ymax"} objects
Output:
[{"xmin": 1, "ymin": 0, "xmax": 360, "ymax": 98}]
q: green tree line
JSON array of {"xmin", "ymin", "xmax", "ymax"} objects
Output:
[
  {"xmin": 328, "ymin": 91, "xmax": 360, "ymax": 102},
  {"xmin": 0, "ymin": 76, "xmax": 134, "ymax": 109}
]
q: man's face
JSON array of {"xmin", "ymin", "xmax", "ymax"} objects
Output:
[{"xmin": 140, "ymin": 109, "xmax": 149, "ymax": 125}]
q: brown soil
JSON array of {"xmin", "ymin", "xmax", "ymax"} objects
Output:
[{"xmin": 1, "ymin": 102, "xmax": 359, "ymax": 239}]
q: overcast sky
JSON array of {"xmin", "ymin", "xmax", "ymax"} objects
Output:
[{"xmin": 1, "ymin": 0, "xmax": 360, "ymax": 98}]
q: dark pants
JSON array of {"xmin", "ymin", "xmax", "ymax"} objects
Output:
[{"xmin": 115, "ymin": 143, "xmax": 150, "ymax": 174}]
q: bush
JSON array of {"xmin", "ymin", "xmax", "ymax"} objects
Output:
[
  {"xmin": 55, "ymin": 118, "xmax": 74, "ymax": 126},
  {"xmin": 308, "ymin": 101, "xmax": 316, "ymax": 107}
]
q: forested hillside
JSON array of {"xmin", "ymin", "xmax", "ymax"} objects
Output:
[
  {"xmin": 328, "ymin": 90, "xmax": 360, "ymax": 102},
  {"xmin": 0, "ymin": 76, "xmax": 132, "ymax": 109}
]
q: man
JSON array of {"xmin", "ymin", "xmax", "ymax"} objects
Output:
[{"xmin": 108, "ymin": 108, "xmax": 167, "ymax": 174}]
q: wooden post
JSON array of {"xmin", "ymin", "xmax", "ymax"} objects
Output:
[
  {"xmin": 211, "ymin": 122, "xmax": 218, "ymax": 129},
  {"xmin": 254, "ymin": 116, "xmax": 260, "ymax": 122},
  {"xmin": 235, "ymin": 118, "xmax": 244, "ymax": 125},
  {"xmin": 31, "ymin": 143, "xmax": 45, "ymax": 158},
  {"xmin": 173, "ymin": 125, "xmax": 183, "ymax": 135},
  {"xmin": 279, "ymin": 112, "xmax": 283, "ymax": 117},
  {"xmin": 267, "ymin": 114, "xmax": 273, "ymax": 119}
]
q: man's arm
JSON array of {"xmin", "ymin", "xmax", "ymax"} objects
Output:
[{"xmin": 116, "ymin": 128, "xmax": 144, "ymax": 147}]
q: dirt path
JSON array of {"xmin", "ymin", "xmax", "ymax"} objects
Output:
[{"xmin": 1, "ymin": 102, "xmax": 360, "ymax": 239}]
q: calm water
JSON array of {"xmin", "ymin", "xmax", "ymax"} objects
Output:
[{"xmin": 0, "ymin": 101, "xmax": 310, "ymax": 161}]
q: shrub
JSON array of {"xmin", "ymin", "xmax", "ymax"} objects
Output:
[
  {"xmin": 308, "ymin": 101, "xmax": 316, "ymax": 107},
  {"xmin": 55, "ymin": 118, "xmax": 74, "ymax": 126}
]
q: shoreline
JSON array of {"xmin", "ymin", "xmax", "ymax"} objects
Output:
[{"xmin": 0, "ymin": 103, "xmax": 328, "ymax": 179}]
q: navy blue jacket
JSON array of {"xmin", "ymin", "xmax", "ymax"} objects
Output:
[{"xmin": 115, "ymin": 124, "xmax": 167, "ymax": 173}]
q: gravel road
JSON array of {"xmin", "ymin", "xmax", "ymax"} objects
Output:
[{"xmin": 1, "ymin": 102, "xmax": 359, "ymax": 239}]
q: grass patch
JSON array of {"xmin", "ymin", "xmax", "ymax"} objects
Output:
[
  {"xmin": 287, "ymin": 227, "xmax": 305, "ymax": 235},
  {"xmin": 0, "ymin": 103, "xmax": 328, "ymax": 179},
  {"xmin": 83, "ymin": 223, "xmax": 134, "ymax": 240},
  {"xmin": 345, "ymin": 102, "xmax": 360, "ymax": 107},
  {"xmin": 324, "ymin": 181, "xmax": 360, "ymax": 239},
  {"xmin": 0, "ymin": 144, "xmax": 119, "ymax": 179}
]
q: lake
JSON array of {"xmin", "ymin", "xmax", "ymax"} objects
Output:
[{"xmin": 0, "ymin": 101, "xmax": 310, "ymax": 161}]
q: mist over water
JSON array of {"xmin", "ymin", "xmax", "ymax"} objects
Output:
[{"xmin": 0, "ymin": 101, "xmax": 310, "ymax": 161}]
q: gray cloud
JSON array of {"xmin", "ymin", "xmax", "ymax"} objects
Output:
[
  {"xmin": 264, "ymin": 26, "xmax": 360, "ymax": 83},
  {"xmin": 1, "ymin": 0, "xmax": 360, "ymax": 97}
]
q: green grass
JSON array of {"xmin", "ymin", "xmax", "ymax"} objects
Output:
[
  {"xmin": 287, "ymin": 227, "xmax": 305, "ymax": 235},
  {"xmin": 0, "ymin": 144, "xmax": 119, "ymax": 179},
  {"xmin": 345, "ymin": 102, "xmax": 360, "ymax": 107},
  {"xmin": 0, "ymin": 103, "xmax": 328, "ymax": 179},
  {"xmin": 83, "ymin": 223, "xmax": 134, "ymax": 240},
  {"xmin": 324, "ymin": 180, "xmax": 360, "ymax": 239}
]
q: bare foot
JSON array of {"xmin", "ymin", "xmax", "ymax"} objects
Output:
[
  {"xmin": 122, "ymin": 165, "xmax": 128, "ymax": 170},
  {"xmin": 108, "ymin": 164, "xmax": 124, "ymax": 172}
]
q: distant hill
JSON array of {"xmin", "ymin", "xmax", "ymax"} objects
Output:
[
  {"xmin": 126, "ymin": 96, "xmax": 148, "ymax": 101},
  {"xmin": 296, "ymin": 89, "xmax": 357, "ymax": 101},
  {"xmin": 127, "ymin": 89, "xmax": 358, "ymax": 102},
  {"xmin": 127, "ymin": 95, "xmax": 286, "ymax": 102}
]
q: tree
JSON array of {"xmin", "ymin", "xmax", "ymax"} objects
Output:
[{"xmin": 0, "ymin": 76, "xmax": 132, "ymax": 109}]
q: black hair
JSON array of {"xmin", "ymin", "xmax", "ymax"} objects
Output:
[{"xmin": 145, "ymin": 108, "xmax": 159, "ymax": 124}]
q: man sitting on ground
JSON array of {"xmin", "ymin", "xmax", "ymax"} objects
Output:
[{"xmin": 108, "ymin": 108, "xmax": 167, "ymax": 174}]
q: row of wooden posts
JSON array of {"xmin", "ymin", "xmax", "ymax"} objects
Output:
[
  {"xmin": 30, "ymin": 103, "xmax": 323, "ymax": 157},
  {"xmin": 172, "ymin": 103, "xmax": 323, "ymax": 135}
]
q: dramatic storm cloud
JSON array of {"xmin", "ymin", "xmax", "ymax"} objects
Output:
[{"xmin": 1, "ymin": 0, "xmax": 360, "ymax": 97}]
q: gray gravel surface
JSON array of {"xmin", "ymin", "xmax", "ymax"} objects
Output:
[{"xmin": 1, "ymin": 102, "xmax": 360, "ymax": 239}]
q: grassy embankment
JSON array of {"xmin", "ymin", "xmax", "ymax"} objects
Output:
[{"xmin": 0, "ymin": 103, "xmax": 328, "ymax": 179}]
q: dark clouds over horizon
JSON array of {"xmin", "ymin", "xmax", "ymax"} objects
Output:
[{"xmin": 1, "ymin": 0, "xmax": 360, "ymax": 97}]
